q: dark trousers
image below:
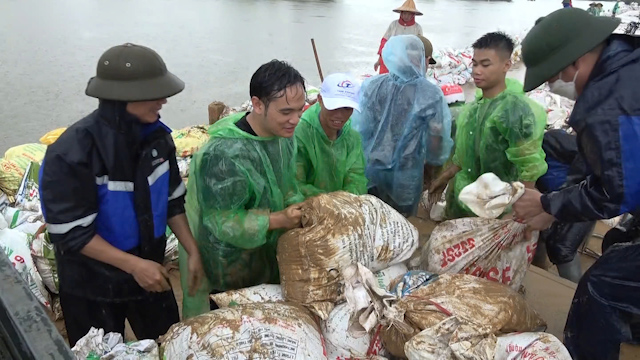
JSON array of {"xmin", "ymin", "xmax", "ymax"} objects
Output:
[
  {"xmin": 60, "ymin": 290, "xmax": 180, "ymax": 347},
  {"xmin": 564, "ymin": 240, "xmax": 640, "ymax": 359}
]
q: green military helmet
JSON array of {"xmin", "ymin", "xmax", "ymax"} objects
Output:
[
  {"xmin": 85, "ymin": 43, "xmax": 185, "ymax": 102},
  {"xmin": 521, "ymin": 8, "xmax": 620, "ymax": 92}
]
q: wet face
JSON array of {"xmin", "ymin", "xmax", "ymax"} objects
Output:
[
  {"xmin": 401, "ymin": 11, "xmax": 415, "ymax": 22},
  {"xmin": 472, "ymin": 48, "xmax": 511, "ymax": 90},
  {"xmin": 318, "ymin": 95, "xmax": 354, "ymax": 132},
  {"xmin": 252, "ymin": 84, "xmax": 306, "ymax": 138},
  {"xmin": 126, "ymin": 99, "xmax": 167, "ymax": 124}
]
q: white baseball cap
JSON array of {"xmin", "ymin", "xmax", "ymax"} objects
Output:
[{"xmin": 320, "ymin": 73, "xmax": 361, "ymax": 112}]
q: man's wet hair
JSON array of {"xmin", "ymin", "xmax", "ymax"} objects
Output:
[
  {"xmin": 472, "ymin": 32, "xmax": 515, "ymax": 59},
  {"xmin": 250, "ymin": 60, "xmax": 306, "ymax": 108}
]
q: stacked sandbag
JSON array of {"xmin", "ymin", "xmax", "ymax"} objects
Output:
[
  {"xmin": 277, "ymin": 191, "xmax": 418, "ymax": 319},
  {"xmin": 346, "ymin": 267, "xmax": 547, "ymax": 359},
  {"xmin": 406, "ymin": 329, "xmax": 571, "ymax": 359},
  {"xmin": 160, "ymin": 303, "xmax": 327, "ymax": 360},
  {"xmin": 420, "ymin": 173, "xmax": 538, "ymax": 290},
  {"xmin": 0, "ymin": 144, "xmax": 46, "ymax": 199},
  {"xmin": 171, "ymin": 125, "xmax": 210, "ymax": 158},
  {"xmin": 72, "ymin": 327, "xmax": 158, "ymax": 360},
  {"xmin": 208, "ymin": 265, "xmax": 407, "ymax": 360}
]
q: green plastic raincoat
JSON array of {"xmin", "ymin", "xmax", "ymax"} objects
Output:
[
  {"xmin": 295, "ymin": 103, "xmax": 368, "ymax": 197},
  {"xmin": 180, "ymin": 112, "xmax": 303, "ymax": 318},
  {"xmin": 446, "ymin": 78, "xmax": 548, "ymax": 219}
]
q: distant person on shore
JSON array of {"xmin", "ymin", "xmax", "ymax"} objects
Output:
[
  {"xmin": 562, "ymin": 0, "xmax": 572, "ymax": 8},
  {"xmin": 429, "ymin": 32, "xmax": 547, "ymax": 220},
  {"xmin": 374, "ymin": 0, "xmax": 424, "ymax": 74},
  {"xmin": 295, "ymin": 73, "xmax": 367, "ymax": 197},
  {"xmin": 587, "ymin": 2, "xmax": 598, "ymax": 15},
  {"xmin": 356, "ymin": 35, "xmax": 453, "ymax": 216},
  {"xmin": 181, "ymin": 60, "xmax": 305, "ymax": 318},
  {"xmin": 516, "ymin": 8, "xmax": 639, "ymax": 360},
  {"xmin": 38, "ymin": 43, "xmax": 204, "ymax": 346},
  {"xmin": 613, "ymin": 0, "xmax": 621, "ymax": 16}
]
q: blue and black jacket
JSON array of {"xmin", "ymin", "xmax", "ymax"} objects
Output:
[
  {"xmin": 542, "ymin": 35, "xmax": 640, "ymax": 222},
  {"xmin": 39, "ymin": 100, "xmax": 186, "ymax": 301}
]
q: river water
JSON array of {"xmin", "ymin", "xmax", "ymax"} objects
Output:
[{"xmin": 0, "ymin": 0, "xmax": 602, "ymax": 152}]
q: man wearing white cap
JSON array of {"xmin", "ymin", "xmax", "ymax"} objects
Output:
[{"xmin": 295, "ymin": 73, "xmax": 368, "ymax": 197}]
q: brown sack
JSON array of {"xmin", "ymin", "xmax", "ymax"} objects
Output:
[
  {"xmin": 277, "ymin": 192, "xmax": 418, "ymax": 319},
  {"xmin": 382, "ymin": 273, "xmax": 546, "ymax": 358}
]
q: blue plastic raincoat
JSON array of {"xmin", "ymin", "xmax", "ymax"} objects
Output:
[{"xmin": 353, "ymin": 35, "xmax": 453, "ymax": 215}]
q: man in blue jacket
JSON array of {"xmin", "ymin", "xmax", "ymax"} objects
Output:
[
  {"xmin": 514, "ymin": 8, "xmax": 640, "ymax": 359},
  {"xmin": 39, "ymin": 43, "xmax": 204, "ymax": 346}
]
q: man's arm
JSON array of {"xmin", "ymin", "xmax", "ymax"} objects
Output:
[
  {"xmin": 425, "ymin": 95, "xmax": 454, "ymax": 166},
  {"xmin": 500, "ymin": 100, "xmax": 548, "ymax": 185},
  {"xmin": 542, "ymin": 116, "xmax": 639, "ymax": 221}
]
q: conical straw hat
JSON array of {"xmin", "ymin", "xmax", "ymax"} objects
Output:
[{"xmin": 393, "ymin": 0, "xmax": 423, "ymax": 16}]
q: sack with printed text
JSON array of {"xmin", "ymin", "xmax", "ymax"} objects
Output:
[
  {"xmin": 160, "ymin": 302, "xmax": 327, "ymax": 360},
  {"xmin": 0, "ymin": 144, "xmax": 46, "ymax": 198},
  {"xmin": 278, "ymin": 191, "xmax": 418, "ymax": 319},
  {"xmin": 0, "ymin": 226, "xmax": 50, "ymax": 306},
  {"xmin": 420, "ymin": 173, "xmax": 539, "ymax": 289}
]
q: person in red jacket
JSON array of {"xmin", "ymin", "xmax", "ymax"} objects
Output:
[{"xmin": 374, "ymin": 0, "xmax": 424, "ymax": 74}]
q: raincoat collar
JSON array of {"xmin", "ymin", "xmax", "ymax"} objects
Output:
[
  {"xmin": 209, "ymin": 111, "xmax": 281, "ymax": 141},
  {"xmin": 302, "ymin": 103, "xmax": 349, "ymax": 142},
  {"xmin": 398, "ymin": 16, "xmax": 416, "ymax": 27},
  {"xmin": 474, "ymin": 78, "xmax": 525, "ymax": 102}
]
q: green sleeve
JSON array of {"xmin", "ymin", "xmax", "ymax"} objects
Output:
[
  {"xmin": 196, "ymin": 151, "xmax": 270, "ymax": 250},
  {"xmin": 496, "ymin": 98, "xmax": 548, "ymax": 182},
  {"xmin": 343, "ymin": 135, "xmax": 368, "ymax": 195},
  {"xmin": 295, "ymin": 128, "xmax": 325, "ymax": 198}
]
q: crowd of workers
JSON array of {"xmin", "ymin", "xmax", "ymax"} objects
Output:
[{"xmin": 35, "ymin": 1, "xmax": 639, "ymax": 359}]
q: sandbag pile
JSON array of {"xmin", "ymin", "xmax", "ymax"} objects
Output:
[
  {"xmin": 344, "ymin": 265, "xmax": 565, "ymax": 360},
  {"xmin": 203, "ymin": 264, "xmax": 404, "ymax": 360},
  {"xmin": 277, "ymin": 191, "xmax": 418, "ymax": 319},
  {"xmin": 527, "ymin": 85, "xmax": 575, "ymax": 132},
  {"xmin": 160, "ymin": 302, "xmax": 327, "ymax": 360},
  {"xmin": 72, "ymin": 327, "xmax": 159, "ymax": 360},
  {"xmin": 425, "ymin": 33, "xmax": 524, "ymax": 86}
]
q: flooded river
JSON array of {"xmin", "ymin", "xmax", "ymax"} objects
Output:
[{"xmin": 0, "ymin": 0, "xmax": 602, "ymax": 152}]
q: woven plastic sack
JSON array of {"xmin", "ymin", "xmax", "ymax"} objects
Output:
[
  {"xmin": 31, "ymin": 231, "xmax": 58, "ymax": 293},
  {"xmin": 421, "ymin": 173, "xmax": 538, "ymax": 289},
  {"xmin": 278, "ymin": 192, "xmax": 418, "ymax": 319},
  {"xmin": 323, "ymin": 303, "xmax": 386, "ymax": 360},
  {"xmin": 0, "ymin": 144, "xmax": 46, "ymax": 197},
  {"xmin": 0, "ymin": 227, "xmax": 50, "ymax": 306},
  {"xmin": 72, "ymin": 327, "xmax": 158, "ymax": 360},
  {"xmin": 171, "ymin": 125, "xmax": 209, "ymax": 157},
  {"xmin": 160, "ymin": 303, "xmax": 326, "ymax": 360}
]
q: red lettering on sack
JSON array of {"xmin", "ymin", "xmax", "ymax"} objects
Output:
[
  {"xmin": 501, "ymin": 265, "xmax": 512, "ymax": 284},
  {"xmin": 486, "ymin": 267, "xmax": 499, "ymax": 281},
  {"xmin": 470, "ymin": 266, "xmax": 483, "ymax": 277},
  {"xmin": 441, "ymin": 238, "xmax": 476, "ymax": 268}
]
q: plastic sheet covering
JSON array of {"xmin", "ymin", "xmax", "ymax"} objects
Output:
[
  {"xmin": 446, "ymin": 78, "xmax": 547, "ymax": 219},
  {"xmin": 181, "ymin": 112, "xmax": 303, "ymax": 318},
  {"xmin": 353, "ymin": 35, "xmax": 453, "ymax": 212}
]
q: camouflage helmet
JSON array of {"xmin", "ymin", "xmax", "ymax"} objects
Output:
[{"xmin": 85, "ymin": 43, "xmax": 185, "ymax": 102}]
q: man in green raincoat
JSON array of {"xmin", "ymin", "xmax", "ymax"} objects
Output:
[
  {"xmin": 180, "ymin": 60, "xmax": 306, "ymax": 318},
  {"xmin": 295, "ymin": 73, "xmax": 367, "ymax": 197},
  {"xmin": 430, "ymin": 32, "xmax": 547, "ymax": 219}
]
